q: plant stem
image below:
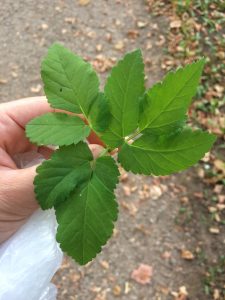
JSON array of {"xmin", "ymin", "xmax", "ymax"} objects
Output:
[{"xmin": 126, "ymin": 130, "xmax": 141, "ymax": 142}]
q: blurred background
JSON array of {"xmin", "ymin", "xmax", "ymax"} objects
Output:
[{"xmin": 0, "ymin": 0, "xmax": 224, "ymax": 299}]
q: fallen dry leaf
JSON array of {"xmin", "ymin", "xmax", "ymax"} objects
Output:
[
  {"xmin": 213, "ymin": 288, "xmax": 220, "ymax": 300},
  {"xmin": 181, "ymin": 249, "xmax": 195, "ymax": 260},
  {"xmin": 0, "ymin": 78, "xmax": 8, "ymax": 84},
  {"xmin": 162, "ymin": 251, "xmax": 172, "ymax": 259},
  {"xmin": 113, "ymin": 285, "xmax": 121, "ymax": 296},
  {"xmin": 208, "ymin": 206, "xmax": 217, "ymax": 213},
  {"xmin": 170, "ymin": 20, "xmax": 182, "ymax": 29},
  {"xmin": 79, "ymin": 0, "xmax": 90, "ymax": 6},
  {"xmin": 214, "ymin": 160, "xmax": 225, "ymax": 176},
  {"xmin": 124, "ymin": 282, "xmax": 131, "ymax": 294},
  {"xmin": 127, "ymin": 30, "xmax": 139, "ymax": 39},
  {"xmin": 131, "ymin": 264, "xmax": 153, "ymax": 285},
  {"xmin": 209, "ymin": 227, "xmax": 220, "ymax": 234},
  {"xmin": 217, "ymin": 204, "xmax": 225, "ymax": 211},
  {"xmin": 214, "ymin": 184, "xmax": 223, "ymax": 194},
  {"xmin": 171, "ymin": 286, "xmax": 188, "ymax": 300}
]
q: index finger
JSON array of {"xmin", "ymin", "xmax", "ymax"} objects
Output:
[{"xmin": 0, "ymin": 96, "xmax": 54, "ymax": 128}]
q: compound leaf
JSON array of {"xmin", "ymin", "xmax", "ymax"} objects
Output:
[
  {"xmin": 26, "ymin": 112, "xmax": 91, "ymax": 146},
  {"xmin": 34, "ymin": 142, "xmax": 93, "ymax": 209},
  {"xmin": 139, "ymin": 59, "xmax": 205, "ymax": 135},
  {"xmin": 118, "ymin": 128, "xmax": 216, "ymax": 176},
  {"xmin": 101, "ymin": 49, "xmax": 145, "ymax": 148},
  {"xmin": 55, "ymin": 156, "xmax": 120, "ymax": 265}
]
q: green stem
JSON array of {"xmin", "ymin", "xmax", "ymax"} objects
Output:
[{"xmin": 126, "ymin": 130, "xmax": 141, "ymax": 142}]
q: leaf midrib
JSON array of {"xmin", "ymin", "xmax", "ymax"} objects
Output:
[{"xmin": 121, "ymin": 58, "xmax": 137, "ymax": 137}]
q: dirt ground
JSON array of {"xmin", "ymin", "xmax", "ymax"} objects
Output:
[{"xmin": 0, "ymin": 1, "xmax": 224, "ymax": 299}]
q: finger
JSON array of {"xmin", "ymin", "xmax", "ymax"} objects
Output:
[
  {"xmin": 0, "ymin": 96, "xmax": 54, "ymax": 128},
  {"xmin": 0, "ymin": 97, "xmax": 54, "ymax": 155},
  {"xmin": 0, "ymin": 166, "xmax": 39, "ymax": 243},
  {"xmin": 0, "ymin": 166, "xmax": 38, "ymax": 218},
  {"xmin": 89, "ymin": 144, "xmax": 104, "ymax": 159}
]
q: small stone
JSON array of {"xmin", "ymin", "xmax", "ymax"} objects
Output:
[
  {"xmin": 61, "ymin": 28, "xmax": 67, "ymax": 34},
  {"xmin": 114, "ymin": 40, "xmax": 124, "ymax": 51},
  {"xmin": 123, "ymin": 186, "xmax": 131, "ymax": 196},
  {"xmin": 137, "ymin": 21, "xmax": 148, "ymax": 28},
  {"xmin": 11, "ymin": 71, "xmax": 18, "ymax": 78},
  {"xmin": 99, "ymin": 260, "xmax": 109, "ymax": 269},
  {"xmin": 120, "ymin": 172, "xmax": 128, "ymax": 182},
  {"xmin": 41, "ymin": 23, "xmax": 48, "ymax": 30},
  {"xmin": 96, "ymin": 44, "xmax": 103, "ymax": 52},
  {"xmin": 30, "ymin": 84, "xmax": 42, "ymax": 93},
  {"xmin": 64, "ymin": 17, "xmax": 76, "ymax": 24}
]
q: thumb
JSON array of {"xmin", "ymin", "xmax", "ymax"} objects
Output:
[
  {"xmin": 1, "ymin": 166, "xmax": 39, "ymax": 219},
  {"xmin": 0, "ymin": 166, "xmax": 39, "ymax": 243}
]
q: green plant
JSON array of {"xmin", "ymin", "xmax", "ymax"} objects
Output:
[{"xmin": 26, "ymin": 44, "xmax": 216, "ymax": 265}]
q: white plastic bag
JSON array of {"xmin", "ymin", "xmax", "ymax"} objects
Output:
[
  {"xmin": 0, "ymin": 209, "xmax": 63, "ymax": 300},
  {"xmin": 0, "ymin": 152, "xmax": 63, "ymax": 300}
]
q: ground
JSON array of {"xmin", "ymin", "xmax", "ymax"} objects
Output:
[{"xmin": 0, "ymin": 1, "xmax": 224, "ymax": 299}]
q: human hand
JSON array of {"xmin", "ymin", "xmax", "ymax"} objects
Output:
[{"xmin": 0, "ymin": 97, "xmax": 104, "ymax": 244}]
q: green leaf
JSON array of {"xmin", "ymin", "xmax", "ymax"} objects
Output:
[
  {"xmin": 101, "ymin": 49, "xmax": 145, "ymax": 148},
  {"xmin": 55, "ymin": 156, "xmax": 120, "ymax": 265},
  {"xmin": 118, "ymin": 128, "xmax": 216, "ymax": 176},
  {"xmin": 87, "ymin": 92, "xmax": 111, "ymax": 133},
  {"xmin": 41, "ymin": 43, "xmax": 99, "ymax": 114},
  {"xmin": 26, "ymin": 112, "xmax": 91, "ymax": 146},
  {"xmin": 139, "ymin": 59, "xmax": 205, "ymax": 135},
  {"xmin": 34, "ymin": 142, "xmax": 93, "ymax": 209}
]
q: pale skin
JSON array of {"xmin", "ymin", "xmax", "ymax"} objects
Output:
[{"xmin": 0, "ymin": 97, "xmax": 104, "ymax": 244}]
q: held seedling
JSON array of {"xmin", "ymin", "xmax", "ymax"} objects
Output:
[{"xmin": 26, "ymin": 44, "xmax": 216, "ymax": 265}]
